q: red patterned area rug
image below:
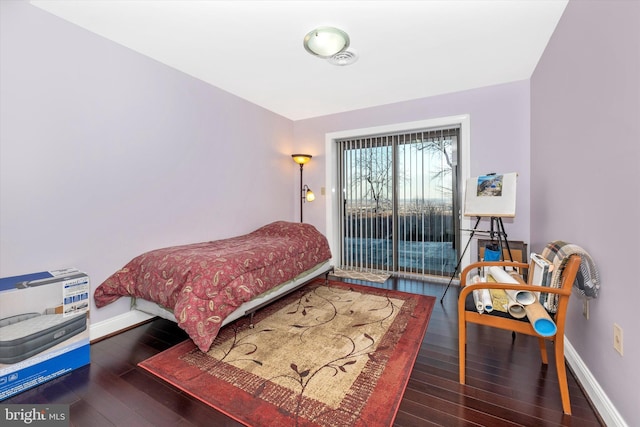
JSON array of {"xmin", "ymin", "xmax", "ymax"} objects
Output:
[{"xmin": 139, "ymin": 279, "xmax": 435, "ymax": 427}]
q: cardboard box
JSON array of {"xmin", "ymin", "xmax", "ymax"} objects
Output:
[{"xmin": 0, "ymin": 268, "xmax": 90, "ymax": 400}]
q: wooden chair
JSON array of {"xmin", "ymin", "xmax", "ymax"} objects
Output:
[{"xmin": 457, "ymin": 254, "xmax": 582, "ymax": 415}]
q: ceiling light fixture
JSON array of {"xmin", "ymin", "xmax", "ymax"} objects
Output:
[{"xmin": 303, "ymin": 26, "xmax": 350, "ymax": 58}]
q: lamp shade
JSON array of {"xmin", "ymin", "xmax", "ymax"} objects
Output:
[
  {"xmin": 303, "ymin": 27, "xmax": 349, "ymax": 58},
  {"xmin": 305, "ymin": 189, "xmax": 315, "ymax": 202},
  {"xmin": 292, "ymin": 154, "xmax": 312, "ymax": 165}
]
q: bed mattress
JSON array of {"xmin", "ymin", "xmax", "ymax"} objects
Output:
[
  {"xmin": 0, "ymin": 312, "xmax": 87, "ymax": 364},
  {"xmin": 134, "ymin": 260, "xmax": 333, "ymax": 325},
  {"xmin": 95, "ymin": 221, "xmax": 333, "ymax": 352}
]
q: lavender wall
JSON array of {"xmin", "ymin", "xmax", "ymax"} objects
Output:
[
  {"xmin": 294, "ymin": 81, "xmax": 532, "ymax": 246},
  {"xmin": 531, "ymin": 1, "xmax": 639, "ymax": 425},
  {"xmin": 0, "ymin": 1, "xmax": 296, "ymax": 324}
]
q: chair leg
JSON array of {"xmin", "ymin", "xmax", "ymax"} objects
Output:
[
  {"xmin": 459, "ymin": 321, "xmax": 467, "ymax": 384},
  {"xmin": 554, "ymin": 337, "xmax": 572, "ymax": 415},
  {"xmin": 538, "ymin": 337, "xmax": 549, "ymax": 364}
]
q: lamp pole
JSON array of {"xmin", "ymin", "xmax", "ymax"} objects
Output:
[
  {"xmin": 291, "ymin": 154, "xmax": 312, "ymax": 223},
  {"xmin": 299, "ymin": 163, "xmax": 304, "ymax": 223}
]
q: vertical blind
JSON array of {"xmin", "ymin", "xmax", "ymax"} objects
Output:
[{"xmin": 337, "ymin": 126, "xmax": 460, "ymax": 277}]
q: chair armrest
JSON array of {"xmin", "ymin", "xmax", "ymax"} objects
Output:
[
  {"xmin": 460, "ymin": 261, "xmax": 529, "ymax": 287},
  {"xmin": 459, "ymin": 282, "xmax": 572, "ymax": 301},
  {"xmin": 458, "ymin": 282, "xmax": 571, "ymax": 322}
]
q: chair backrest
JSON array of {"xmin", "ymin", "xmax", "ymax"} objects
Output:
[{"xmin": 548, "ymin": 254, "xmax": 581, "ymax": 332}]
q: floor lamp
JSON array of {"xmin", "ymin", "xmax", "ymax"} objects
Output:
[{"xmin": 291, "ymin": 154, "xmax": 315, "ymax": 222}]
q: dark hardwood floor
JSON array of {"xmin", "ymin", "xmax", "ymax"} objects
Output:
[{"xmin": 4, "ymin": 277, "xmax": 604, "ymax": 426}]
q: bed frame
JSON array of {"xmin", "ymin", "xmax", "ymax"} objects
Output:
[{"xmin": 133, "ymin": 261, "xmax": 334, "ymax": 328}]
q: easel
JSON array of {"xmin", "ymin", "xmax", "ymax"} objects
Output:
[{"xmin": 440, "ymin": 216, "xmax": 513, "ymax": 302}]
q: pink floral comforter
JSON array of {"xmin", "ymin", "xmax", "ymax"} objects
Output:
[{"xmin": 94, "ymin": 221, "xmax": 331, "ymax": 352}]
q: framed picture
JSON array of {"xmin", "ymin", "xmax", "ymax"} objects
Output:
[{"xmin": 464, "ymin": 172, "xmax": 517, "ymax": 217}]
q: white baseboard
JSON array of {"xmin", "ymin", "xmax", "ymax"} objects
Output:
[
  {"xmin": 565, "ymin": 337, "xmax": 628, "ymax": 427},
  {"xmin": 90, "ymin": 310, "xmax": 154, "ymax": 342}
]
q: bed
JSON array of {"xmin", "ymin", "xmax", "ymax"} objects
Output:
[{"xmin": 94, "ymin": 221, "xmax": 332, "ymax": 352}]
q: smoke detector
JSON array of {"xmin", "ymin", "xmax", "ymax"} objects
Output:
[{"xmin": 328, "ymin": 48, "xmax": 359, "ymax": 66}]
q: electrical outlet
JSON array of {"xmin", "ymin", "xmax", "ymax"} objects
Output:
[{"xmin": 613, "ymin": 323, "xmax": 623, "ymax": 356}]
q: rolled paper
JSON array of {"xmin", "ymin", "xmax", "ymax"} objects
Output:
[
  {"xmin": 488, "ymin": 266, "xmax": 536, "ymax": 305},
  {"xmin": 488, "ymin": 266, "xmax": 518, "ymax": 284},
  {"xmin": 506, "ymin": 293, "xmax": 527, "ymax": 318},
  {"xmin": 480, "ymin": 289, "xmax": 493, "ymax": 312},
  {"xmin": 472, "ymin": 289, "xmax": 484, "ymax": 313},
  {"xmin": 470, "ymin": 275, "xmax": 484, "ymax": 313},
  {"xmin": 489, "ymin": 289, "xmax": 509, "ymax": 313},
  {"xmin": 488, "ymin": 266, "xmax": 529, "ymax": 318},
  {"xmin": 524, "ymin": 302, "xmax": 557, "ymax": 337}
]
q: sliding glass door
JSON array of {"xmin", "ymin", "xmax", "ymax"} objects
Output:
[{"xmin": 337, "ymin": 126, "xmax": 460, "ymax": 277}]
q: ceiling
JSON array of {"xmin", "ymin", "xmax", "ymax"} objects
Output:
[{"xmin": 29, "ymin": 0, "xmax": 568, "ymax": 121}]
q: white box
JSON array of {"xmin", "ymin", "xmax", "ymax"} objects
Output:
[{"xmin": 0, "ymin": 268, "xmax": 90, "ymax": 400}]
